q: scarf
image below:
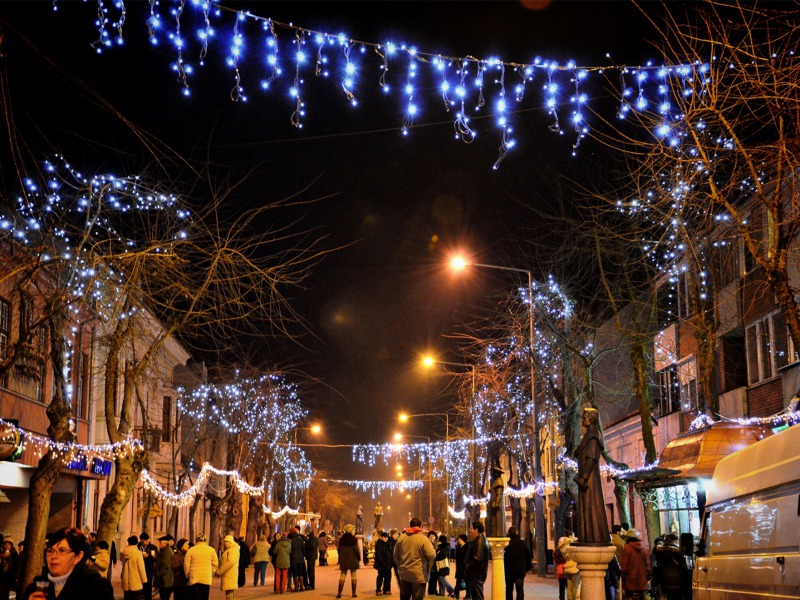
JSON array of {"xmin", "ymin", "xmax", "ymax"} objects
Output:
[{"xmin": 404, "ymin": 527, "xmax": 422, "ymax": 535}]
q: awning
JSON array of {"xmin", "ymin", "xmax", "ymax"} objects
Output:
[{"xmin": 616, "ymin": 421, "xmax": 768, "ymax": 486}]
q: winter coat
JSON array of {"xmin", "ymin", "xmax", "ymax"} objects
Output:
[
  {"xmin": 454, "ymin": 542, "xmax": 468, "ymax": 580},
  {"xmin": 337, "ymin": 532, "xmax": 361, "ymax": 572},
  {"xmin": 464, "ymin": 534, "xmax": 489, "ymax": 582},
  {"xmin": 392, "ymin": 529, "xmax": 435, "ymax": 584},
  {"xmin": 434, "ymin": 543, "xmax": 452, "ymax": 576},
  {"xmin": 217, "ymin": 544, "xmax": 240, "ymax": 591},
  {"xmin": 171, "ymin": 548, "xmax": 188, "ymax": 588},
  {"xmin": 138, "ymin": 542, "xmax": 158, "ymax": 579},
  {"xmin": 121, "ymin": 545, "xmax": 148, "ymax": 592},
  {"xmin": 154, "ymin": 545, "xmax": 174, "ymax": 588},
  {"xmin": 288, "ymin": 532, "xmax": 306, "ymax": 564},
  {"xmin": 653, "ymin": 543, "xmax": 688, "ymax": 592},
  {"xmin": 620, "ymin": 539, "xmax": 651, "ymax": 592},
  {"xmin": 373, "ymin": 539, "xmax": 393, "ymax": 571},
  {"xmin": 21, "ymin": 564, "xmax": 114, "ymax": 600},
  {"xmin": 0, "ymin": 548, "xmax": 19, "ymax": 587},
  {"xmin": 274, "ymin": 538, "xmax": 292, "ymax": 569},
  {"xmin": 503, "ymin": 535, "xmax": 531, "ymax": 579},
  {"xmin": 304, "ymin": 532, "xmax": 319, "ymax": 561},
  {"xmin": 611, "ymin": 533, "xmax": 626, "ymax": 562},
  {"xmin": 89, "ymin": 548, "xmax": 111, "ymax": 578},
  {"xmin": 184, "ymin": 541, "xmax": 219, "ymax": 586},
  {"xmin": 251, "ymin": 540, "xmax": 271, "ymax": 563},
  {"xmin": 237, "ymin": 541, "xmax": 250, "ymax": 568}
]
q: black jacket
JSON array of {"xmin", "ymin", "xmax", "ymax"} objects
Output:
[
  {"xmin": 464, "ymin": 535, "xmax": 489, "ymax": 582},
  {"xmin": 373, "ymin": 539, "xmax": 393, "ymax": 571},
  {"xmin": 455, "ymin": 542, "xmax": 468, "ymax": 579},
  {"xmin": 22, "ymin": 564, "xmax": 114, "ymax": 600},
  {"xmin": 304, "ymin": 532, "xmax": 319, "ymax": 561},
  {"xmin": 503, "ymin": 535, "xmax": 531, "ymax": 579}
]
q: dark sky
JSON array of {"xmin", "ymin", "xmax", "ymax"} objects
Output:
[{"xmin": 1, "ymin": 1, "xmax": 656, "ymax": 516}]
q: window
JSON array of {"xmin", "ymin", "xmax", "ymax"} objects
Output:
[
  {"xmin": 0, "ymin": 296, "xmax": 9, "ymax": 361},
  {"xmin": 74, "ymin": 352, "xmax": 89, "ymax": 420},
  {"xmin": 713, "ymin": 238, "xmax": 741, "ymax": 289},
  {"xmin": 746, "ymin": 311, "xmax": 798, "ymax": 384},
  {"xmin": 656, "ymin": 366, "xmax": 680, "ymax": 416},
  {"xmin": 678, "ymin": 359, "xmax": 698, "ymax": 412},
  {"xmin": 676, "ymin": 271, "xmax": 691, "ymax": 320},
  {"xmin": 162, "ymin": 396, "xmax": 172, "ymax": 443}
]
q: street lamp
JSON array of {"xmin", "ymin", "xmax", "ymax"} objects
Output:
[
  {"xmin": 394, "ymin": 432, "xmax": 433, "ymax": 525},
  {"xmin": 399, "ymin": 408, "xmax": 450, "ymax": 528},
  {"xmin": 449, "ymin": 254, "xmax": 547, "ymax": 577},
  {"xmin": 293, "ymin": 424, "xmax": 323, "ymax": 514}
]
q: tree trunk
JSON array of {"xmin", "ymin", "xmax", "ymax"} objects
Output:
[
  {"xmin": 96, "ymin": 453, "xmax": 145, "ymax": 544},
  {"xmin": 18, "ymin": 313, "xmax": 72, "ymax": 594},
  {"xmin": 226, "ymin": 490, "xmax": 243, "ymax": 539},
  {"xmin": 613, "ymin": 480, "xmax": 630, "ymax": 527},
  {"xmin": 246, "ymin": 495, "xmax": 261, "ymax": 544},
  {"xmin": 189, "ymin": 494, "xmax": 202, "ymax": 541},
  {"xmin": 208, "ymin": 492, "xmax": 227, "ymax": 551}
]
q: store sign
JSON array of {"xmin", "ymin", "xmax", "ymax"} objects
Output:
[
  {"xmin": 67, "ymin": 453, "xmax": 87, "ymax": 471},
  {"xmin": 91, "ymin": 458, "xmax": 113, "ymax": 477}
]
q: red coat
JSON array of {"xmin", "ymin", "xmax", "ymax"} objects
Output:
[{"xmin": 620, "ymin": 540, "xmax": 651, "ymax": 592}]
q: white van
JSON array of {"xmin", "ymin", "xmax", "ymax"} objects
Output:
[{"xmin": 693, "ymin": 423, "xmax": 800, "ymax": 600}]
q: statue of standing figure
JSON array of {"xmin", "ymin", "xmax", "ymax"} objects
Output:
[
  {"xmin": 574, "ymin": 407, "xmax": 610, "ymax": 545},
  {"xmin": 356, "ymin": 505, "xmax": 364, "ymax": 535},
  {"xmin": 373, "ymin": 502, "xmax": 383, "ymax": 530}
]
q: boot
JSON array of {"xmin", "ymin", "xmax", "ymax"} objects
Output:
[
  {"xmin": 352, "ymin": 580, "xmax": 358, "ymax": 598},
  {"xmin": 337, "ymin": 581, "xmax": 344, "ymax": 598}
]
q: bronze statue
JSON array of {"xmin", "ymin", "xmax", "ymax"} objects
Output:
[{"xmin": 574, "ymin": 407, "xmax": 610, "ymax": 545}]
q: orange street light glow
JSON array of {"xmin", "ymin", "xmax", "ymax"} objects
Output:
[
  {"xmin": 393, "ymin": 432, "xmax": 403, "ymax": 441},
  {"xmin": 398, "ymin": 412, "xmax": 410, "ymax": 423},
  {"xmin": 421, "ymin": 356, "xmax": 435, "ymax": 368},
  {"xmin": 450, "ymin": 256, "xmax": 468, "ymax": 270}
]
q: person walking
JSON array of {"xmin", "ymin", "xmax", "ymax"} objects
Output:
[
  {"xmin": 318, "ymin": 532, "xmax": 329, "ymax": 566},
  {"xmin": 251, "ymin": 534, "xmax": 271, "ymax": 587},
  {"xmin": 137, "ymin": 533, "xmax": 158, "ymax": 600},
  {"xmin": 184, "ymin": 533, "xmax": 219, "ymax": 600},
  {"xmin": 652, "ymin": 534, "xmax": 688, "ymax": 600},
  {"xmin": 503, "ymin": 528, "xmax": 531, "ymax": 600},
  {"xmin": 556, "ymin": 532, "xmax": 580, "ymax": 600},
  {"xmin": 453, "ymin": 534, "xmax": 469, "ymax": 600},
  {"xmin": 392, "ymin": 517, "xmax": 435, "ymax": 600},
  {"xmin": 171, "ymin": 539, "xmax": 190, "ymax": 600},
  {"xmin": 236, "ymin": 537, "xmax": 250, "ymax": 589},
  {"xmin": 426, "ymin": 532, "xmax": 439, "ymax": 596},
  {"xmin": 620, "ymin": 529, "xmax": 651, "ymax": 600},
  {"xmin": 336, "ymin": 524, "xmax": 361, "ymax": 598},
  {"xmin": 217, "ymin": 535, "xmax": 240, "ymax": 600},
  {"xmin": 435, "ymin": 534, "xmax": 455, "ymax": 597},
  {"xmin": 387, "ymin": 529, "xmax": 399, "ymax": 586},
  {"xmin": 273, "ymin": 533, "xmax": 292, "ymax": 593},
  {"xmin": 121, "ymin": 535, "xmax": 148, "ymax": 600},
  {"xmin": 304, "ymin": 526, "xmax": 319, "ymax": 590},
  {"xmin": 464, "ymin": 522, "xmax": 489, "ymax": 600},
  {"xmin": 372, "ymin": 531, "xmax": 393, "ymax": 595},
  {"xmin": 154, "ymin": 535, "xmax": 175, "ymax": 600}
]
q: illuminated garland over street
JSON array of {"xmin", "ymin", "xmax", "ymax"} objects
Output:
[
  {"xmin": 688, "ymin": 409, "xmax": 800, "ymax": 432},
  {"xmin": 320, "ymin": 478, "xmax": 424, "ymax": 497},
  {"xmin": 58, "ymin": 1, "xmax": 712, "ymax": 167}
]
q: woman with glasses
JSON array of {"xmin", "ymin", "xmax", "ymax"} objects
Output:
[{"xmin": 22, "ymin": 527, "xmax": 114, "ymax": 600}]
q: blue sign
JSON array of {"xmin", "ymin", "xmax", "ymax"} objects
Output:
[
  {"xmin": 67, "ymin": 453, "xmax": 87, "ymax": 471},
  {"xmin": 91, "ymin": 458, "xmax": 113, "ymax": 477}
]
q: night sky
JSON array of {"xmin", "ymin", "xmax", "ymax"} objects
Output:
[{"xmin": 1, "ymin": 1, "xmax": 656, "ymax": 518}]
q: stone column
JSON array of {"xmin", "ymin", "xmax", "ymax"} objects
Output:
[
  {"xmin": 564, "ymin": 545, "xmax": 616, "ymax": 600},
  {"xmin": 486, "ymin": 537, "xmax": 509, "ymax": 600}
]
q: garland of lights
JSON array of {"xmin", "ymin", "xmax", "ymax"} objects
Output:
[
  {"xmin": 58, "ymin": 1, "xmax": 714, "ymax": 167},
  {"xmin": 0, "ymin": 417, "xmax": 142, "ymax": 461},
  {"xmin": 688, "ymin": 409, "xmax": 800, "ymax": 432},
  {"xmin": 320, "ymin": 478, "xmax": 424, "ymax": 496},
  {"xmin": 263, "ymin": 505, "xmax": 300, "ymax": 519}
]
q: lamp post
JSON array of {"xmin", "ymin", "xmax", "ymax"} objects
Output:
[
  {"xmin": 450, "ymin": 255, "xmax": 547, "ymax": 578},
  {"xmin": 394, "ymin": 432, "xmax": 433, "ymax": 525},
  {"xmin": 293, "ymin": 424, "xmax": 322, "ymax": 515},
  {"xmin": 399, "ymin": 410, "xmax": 450, "ymax": 528}
]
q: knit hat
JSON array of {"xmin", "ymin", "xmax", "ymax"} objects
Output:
[
  {"xmin": 224, "ymin": 535, "xmax": 235, "ymax": 544},
  {"xmin": 626, "ymin": 529, "xmax": 642, "ymax": 541},
  {"xmin": 196, "ymin": 533, "xmax": 207, "ymax": 543}
]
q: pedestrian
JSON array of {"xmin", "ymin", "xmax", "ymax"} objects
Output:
[
  {"xmin": 610, "ymin": 525, "xmax": 626, "ymax": 600},
  {"xmin": 121, "ymin": 535, "xmax": 148, "ymax": 600},
  {"xmin": 21, "ymin": 528, "xmax": 114, "ymax": 600},
  {"xmin": 304, "ymin": 526, "xmax": 319, "ymax": 590},
  {"xmin": 387, "ymin": 529, "xmax": 399, "ymax": 585},
  {"xmin": 236, "ymin": 536, "xmax": 250, "ymax": 589},
  {"xmin": 392, "ymin": 517, "xmax": 435, "ymax": 600},
  {"xmin": 557, "ymin": 532, "xmax": 580, "ymax": 600},
  {"xmin": 273, "ymin": 533, "xmax": 292, "ymax": 593},
  {"xmin": 435, "ymin": 534, "xmax": 455, "ymax": 597},
  {"xmin": 318, "ymin": 531, "xmax": 329, "ymax": 566},
  {"xmin": 553, "ymin": 535, "xmax": 568, "ymax": 600},
  {"xmin": 336, "ymin": 524, "xmax": 361, "ymax": 598},
  {"xmin": 372, "ymin": 530, "xmax": 393, "ymax": 595},
  {"xmin": 605, "ymin": 555, "xmax": 622, "ymax": 600},
  {"xmin": 217, "ymin": 535, "xmax": 240, "ymax": 600},
  {"xmin": 155, "ymin": 535, "xmax": 175, "ymax": 600},
  {"xmin": 620, "ymin": 529, "xmax": 651, "ymax": 600},
  {"xmin": 503, "ymin": 528, "xmax": 531, "ymax": 600},
  {"xmin": 184, "ymin": 533, "xmax": 219, "ymax": 600},
  {"xmin": 250, "ymin": 534, "xmax": 271, "ymax": 587},
  {"xmin": 453, "ymin": 534, "xmax": 469, "ymax": 600},
  {"xmin": 137, "ymin": 533, "xmax": 158, "ymax": 600},
  {"xmin": 288, "ymin": 527, "xmax": 307, "ymax": 592},
  {"xmin": 171, "ymin": 539, "xmax": 190, "ymax": 600},
  {"xmin": 0, "ymin": 535, "xmax": 20, "ymax": 600},
  {"xmin": 652, "ymin": 534, "xmax": 688, "ymax": 600},
  {"xmin": 464, "ymin": 523, "xmax": 489, "ymax": 600},
  {"xmin": 90, "ymin": 541, "xmax": 112, "ymax": 579},
  {"xmin": 426, "ymin": 531, "xmax": 439, "ymax": 596}
]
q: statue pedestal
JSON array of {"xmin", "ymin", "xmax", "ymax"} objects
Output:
[
  {"xmin": 565, "ymin": 545, "xmax": 616, "ymax": 600},
  {"xmin": 486, "ymin": 537, "xmax": 509, "ymax": 600}
]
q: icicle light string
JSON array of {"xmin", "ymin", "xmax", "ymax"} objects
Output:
[
  {"xmin": 54, "ymin": 1, "xmax": 715, "ymax": 166},
  {"xmin": 319, "ymin": 478, "xmax": 425, "ymax": 497}
]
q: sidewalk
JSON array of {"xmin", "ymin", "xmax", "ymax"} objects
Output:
[{"xmin": 110, "ymin": 561, "xmax": 560, "ymax": 600}]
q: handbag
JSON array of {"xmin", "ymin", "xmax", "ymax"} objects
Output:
[{"xmin": 435, "ymin": 557, "xmax": 450, "ymax": 575}]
